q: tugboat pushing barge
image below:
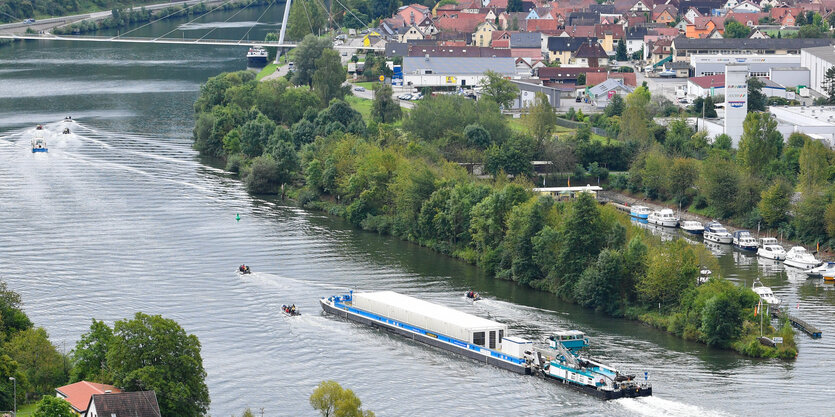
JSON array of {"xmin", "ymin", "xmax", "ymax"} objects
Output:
[{"xmin": 321, "ymin": 291, "xmax": 651, "ymax": 399}]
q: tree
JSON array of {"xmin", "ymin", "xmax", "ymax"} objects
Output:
[
  {"xmin": 506, "ymin": 0, "xmax": 523, "ymax": 12},
  {"xmin": 555, "ymin": 192, "xmax": 606, "ymax": 296},
  {"xmin": 574, "ymin": 249, "xmax": 623, "ymax": 314},
  {"xmin": 464, "ymin": 124, "xmax": 491, "ymax": 148},
  {"xmin": 758, "ymin": 181, "xmax": 792, "ymax": 227},
  {"xmin": 638, "ymin": 239, "xmax": 698, "ymax": 307},
  {"xmin": 737, "ymin": 112, "xmax": 783, "ymax": 176},
  {"xmin": 292, "ymin": 34, "xmax": 333, "ymax": 87},
  {"xmin": 667, "ymin": 158, "xmax": 699, "ymax": 201},
  {"xmin": 798, "ymin": 139, "xmax": 832, "ymax": 193},
  {"xmin": 700, "ymin": 292, "xmax": 743, "ymax": 348},
  {"xmin": 743, "ymin": 78, "xmax": 766, "ymax": 114},
  {"xmin": 798, "ymin": 24, "xmax": 825, "ymax": 38},
  {"xmin": 604, "ymin": 94, "xmax": 624, "ymax": 117},
  {"xmin": 371, "ymin": 83, "xmax": 402, "ymax": 123},
  {"xmin": 479, "ymin": 70, "xmax": 519, "ymax": 109},
  {"xmin": 723, "ymin": 18, "xmax": 751, "ymax": 38},
  {"xmin": 1, "ymin": 279, "xmax": 32, "ymax": 338},
  {"xmin": 700, "ymin": 155, "xmax": 741, "ymax": 218},
  {"xmin": 107, "ymin": 313, "xmax": 209, "ymax": 417},
  {"xmin": 240, "ymin": 113, "xmax": 277, "ymax": 158},
  {"xmin": 32, "ymin": 395, "xmax": 75, "ymax": 417},
  {"xmin": 286, "ymin": 0, "xmax": 326, "ymax": 41},
  {"xmin": 824, "ymin": 66, "xmax": 835, "ymax": 105},
  {"xmin": 0, "ymin": 354, "xmax": 28, "ymax": 412},
  {"xmin": 4, "ymin": 328, "xmax": 68, "ymax": 400},
  {"xmin": 664, "ymin": 117, "xmax": 695, "ymax": 156},
  {"xmin": 576, "ymin": 73, "xmax": 586, "ymax": 86},
  {"xmin": 523, "ymin": 92, "xmax": 557, "ymax": 145},
  {"xmin": 483, "ymin": 134, "xmax": 535, "ymax": 177},
  {"xmin": 618, "ymin": 86, "xmax": 651, "ymax": 147},
  {"xmin": 616, "ymin": 38, "xmax": 627, "ymax": 61},
  {"xmin": 309, "ymin": 380, "xmax": 375, "ymax": 417},
  {"xmin": 264, "ymin": 32, "xmax": 278, "ymax": 62},
  {"xmin": 313, "ymin": 49, "xmax": 348, "ymax": 105},
  {"xmin": 70, "ymin": 319, "xmax": 114, "ymax": 383},
  {"xmin": 825, "ymin": 199, "xmax": 835, "ymax": 240},
  {"xmin": 793, "ymin": 190, "xmax": 828, "ymax": 244}
]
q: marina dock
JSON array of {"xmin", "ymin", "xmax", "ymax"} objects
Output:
[{"xmin": 772, "ymin": 309, "xmax": 822, "ymax": 339}]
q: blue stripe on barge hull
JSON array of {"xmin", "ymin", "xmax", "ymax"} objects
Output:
[{"xmin": 320, "ymin": 298, "xmax": 531, "ymax": 375}]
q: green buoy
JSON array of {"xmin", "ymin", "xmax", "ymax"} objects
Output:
[{"xmin": 236, "ymin": 213, "xmax": 240, "ymax": 222}]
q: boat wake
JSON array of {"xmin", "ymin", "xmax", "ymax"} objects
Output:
[{"xmin": 615, "ymin": 396, "xmax": 732, "ymax": 417}]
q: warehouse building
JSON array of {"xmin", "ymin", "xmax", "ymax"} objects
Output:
[
  {"xmin": 800, "ymin": 45, "xmax": 835, "ymax": 95},
  {"xmin": 691, "ymin": 54, "xmax": 801, "ymax": 77},
  {"xmin": 402, "ymin": 56, "xmax": 516, "ymax": 88}
]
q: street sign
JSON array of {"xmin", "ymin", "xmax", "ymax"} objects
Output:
[
  {"xmin": 379, "ymin": 75, "xmax": 384, "ymax": 81},
  {"xmin": 774, "ymin": 337, "xmax": 783, "ymax": 344}
]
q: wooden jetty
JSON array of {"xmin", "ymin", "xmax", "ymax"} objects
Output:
[{"xmin": 772, "ymin": 309, "xmax": 822, "ymax": 339}]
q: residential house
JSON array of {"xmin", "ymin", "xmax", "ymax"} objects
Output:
[
  {"xmin": 647, "ymin": 38, "xmax": 673, "ymax": 64},
  {"xmin": 402, "ymin": 56, "xmax": 517, "ymax": 87},
  {"xmin": 652, "ymin": 4, "xmax": 678, "ymax": 23},
  {"xmin": 491, "ymin": 30, "xmax": 514, "ymax": 48},
  {"xmin": 397, "ymin": 4, "xmax": 431, "ymax": 26},
  {"xmin": 498, "ymin": 11, "xmax": 528, "ymax": 30},
  {"xmin": 398, "ymin": 25, "xmax": 427, "ymax": 42},
  {"xmin": 525, "ymin": 18, "xmax": 560, "ymax": 32},
  {"xmin": 56, "ymin": 381, "xmax": 122, "ymax": 416},
  {"xmin": 671, "ymin": 37, "xmax": 834, "ymax": 62},
  {"xmin": 84, "ymin": 391, "xmax": 161, "ymax": 417},
  {"xmin": 749, "ymin": 28, "xmax": 769, "ymax": 38},
  {"xmin": 725, "ymin": 11, "xmax": 768, "ymax": 26},
  {"xmin": 510, "ymin": 32, "xmax": 544, "ymax": 58},
  {"xmin": 568, "ymin": 11, "xmax": 600, "ymax": 25},
  {"xmin": 588, "ymin": 79, "xmax": 635, "ymax": 107},
  {"xmin": 674, "ymin": 20, "xmax": 688, "ymax": 31},
  {"xmin": 722, "ymin": 0, "xmax": 740, "ymax": 9},
  {"xmin": 679, "ymin": 0, "xmax": 725, "ymax": 15},
  {"xmin": 546, "ymin": 36, "xmax": 596, "ymax": 63},
  {"xmin": 626, "ymin": 27, "xmax": 648, "ymax": 54},
  {"xmin": 573, "ymin": 40, "xmax": 609, "ymax": 67},
  {"xmin": 416, "ymin": 16, "xmax": 439, "ymax": 36},
  {"xmin": 586, "ymin": 71, "xmax": 638, "ymax": 87},
  {"xmin": 435, "ymin": 13, "xmax": 489, "ymax": 36},
  {"xmin": 473, "ymin": 21, "xmax": 497, "ymax": 46},
  {"xmin": 771, "ymin": 7, "xmax": 799, "ymax": 26},
  {"xmin": 685, "ymin": 16, "xmax": 725, "ymax": 38},
  {"xmin": 615, "ymin": 0, "xmax": 654, "ymax": 13},
  {"xmin": 537, "ymin": 66, "xmax": 608, "ymax": 85},
  {"xmin": 595, "ymin": 24, "xmax": 625, "ymax": 53},
  {"xmin": 729, "ymin": 0, "xmax": 761, "ymax": 12},
  {"xmin": 684, "ymin": 7, "xmax": 703, "ymax": 23}
]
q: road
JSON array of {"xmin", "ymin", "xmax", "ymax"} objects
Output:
[
  {"xmin": 351, "ymin": 84, "xmax": 416, "ymax": 109},
  {"xmin": 0, "ymin": 0, "xmax": 226, "ymax": 35}
]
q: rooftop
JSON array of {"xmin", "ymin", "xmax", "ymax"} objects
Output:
[
  {"xmin": 353, "ymin": 291, "xmax": 504, "ymax": 330},
  {"xmin": 674, "ymin": 37, "xmax": 834, "ymax": 50},
  {"xmin": 688, "ymin": 74, "xmax": 725, "ymax": 88},
  {"xmin": 402, "ymin": 56, "xmax": 517, "ymax": 75},
  {"xmin": 88, "ymin": 391, "xmax": 161, "ymax": 417},
  {"xmin": 56, "ymin": 381, "xmax": 122, "ymax": 412},
  {"xmin": 802, "ymin": 45, "xmax": 835, "ymax": 64}
]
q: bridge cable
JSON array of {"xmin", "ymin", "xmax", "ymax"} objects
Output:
[
  {"xmin": 298, "ymin": 0, "xmax": 315, "ymax": 36},
  {"xmin": 239, "ymin": 0, "xmax": 277, "ymax": 43},
  {"xmin": 330, "ymin": 0, "xmax": 370, "ymax": 30},
  {"xmin": 0, "ymin": 10, "xmax": 23, "ymax": 23},
  {"xmin": 117, "ymin": 0, "xmax": 233, "ymax": 39},
  {"xmin": 311, "ymin": 0, "xmax": 343, "ymax": 34},
  {"xmin": 152, "ymin": 0, "xmax": 241, "ymax": 41},
  {"xmin": 196, "ymin": 0, "xmax": 260, "ymax": 41}
]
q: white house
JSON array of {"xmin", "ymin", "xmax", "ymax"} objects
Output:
[{"xmin": 730, "ymin": 1, "xmax": 762, "ymax": 13}]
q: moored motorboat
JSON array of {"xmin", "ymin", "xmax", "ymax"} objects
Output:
[
  {"xmin": 320, "ymin": 291, "xmax": 652, "ymax": 399},
  {"xmin": 680, "ymin": 220, "xmax": 704, "ymax": 235},
  {"xmin": 629, "ymin": 205, "xmax": 651, "ymax": 220},
  {"xmin": 758, "ymin": 243, "xmax": 786, "ymax": 261},
  {"xmin": 752, "ymin": 280, "xmax": 781, "ymax": 306},
  {"xmin": 733, "ymin": 230, "xmax": 758, "ymax": 251},
  {"xmin": 647, "ymin": 209, "xmax": 678, "ymax": 227},
  {"xmin": 784, "ymin": 247, "xmax": 821, "ymax": 269},
  {"xmin": 247, "ymin": 46, "xmax": 269, "ymax": 67},
  {"xmin": 805, "ymin": 261, "xmax": 835, "ymax": 279},
  {"xmin": 704, "ymin": 222, "xmax": 732, "ymax": 244}
]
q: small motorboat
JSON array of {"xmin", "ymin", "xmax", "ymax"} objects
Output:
[
  {"xmin": 62, "ymin": 128, "xmax": 70, "ymax": 134},
  {"xmin": 733, "ymin": 230, "xmax": 758, "ymax": 252},
  {"xmin": 36, "ymin": 124, "xmax": 43, "ymax": 130},
  {"xmin": 758, "ymin": 243, "xmax": 786, "ymax": 261},
  {"xmin": 63, "ymin": 116, "xmax": 73, "ymax": 122},
  {"xmin": 647, "ymin": 209, "xmax": 678, "ymax": 227},
  {"xmin": 805, "ymin": 261, "xmax": 835, "ymax": 279},
  {"xmin": 704, "ymin": 222, "xmax": 732, "ymax": 244},
  {"xmin": 31, "ymin": 137, "xmax": 47, "ymax": 153},
  {"xmin": 465, "ymin": 291, "xmax": 481, "ymax": 301},
  {"xmin": 282, "ymin": 304, "xmax": 300, "ymax": 316},
  {"xmin": 629, "ymin": 205, "xmax": 651, "ymax": 220},
  {"xmin": 784, "ymin": 246, "xmax": 821, "ymax": 269},
  {"xmin": 698, "ymin": 268, "xmax": 712, "ymax": 285},
  {"xmin": 238, "ymin": 264, "xmax": 251, "ymax": 274},
  {"xmin": 680, "ymin": 220, "xmax": 704, "ymax": 235},
  {"xmin": 752, "ymin": 280, "xmax": 781, "ymax": 306}
]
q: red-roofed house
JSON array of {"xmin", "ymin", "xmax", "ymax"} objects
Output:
[
  {"xmin": 56, "ymin": 381, "xmax": 122, "ymax": 415},
  {"xmin": 538, "ymin": 66, "xmax": 608, "ymax": 85},
  {"xmin": 526, "ymin": 18, "xmax": 560, "ymax": 32},
  {"xmin": 652, "ymin": 4, "xmax": 677, "ymax": 24},
  {"xmin": 686, "ymin": 16, "xmax": 726, "ymax": 38},
  {"xmin": 435, "ymin": 13, "xmax": 489, "ymax": 34},
  {"xmin": 687, "ymin": 74, "xmax": 725, "ymax": 97},
  {"xmin": 397, "ymin": 4, "xmax": 431, "ymax": 26},
  {"xmin": 586, "ymin": 71, "xmax": 638, "ymax": 87},
  {"xmin": 725, "ymin": 11, "xmax": 768, "ymax": 27}
]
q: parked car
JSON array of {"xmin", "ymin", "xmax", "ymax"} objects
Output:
[
  {"xmin": 354, "ymin": 86, "xmax": 366, "ymax": 92},
  {"xmin": 411, "ymin": 93, "xmax": 423, "ymax": 100},
  {"xmin": 23, "ymin": 18, "xmax": 35, "ymax": 24},
  {"xmin": 575, "ymin": 96, "xmax": 582, "ymax": 102},
  {"xmin": 398, "ymin": 94, "xmax": 412, "ymax": 100}
]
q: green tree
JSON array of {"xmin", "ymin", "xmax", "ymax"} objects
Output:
[
  {"xmin": 824, "ymin": 199, "xmax": 835, "ymax": 240},
  {"xmin": 0, "ymin": 279, "xmax": 32, "ymax": 339},
  {"xmin": 70, "ymin": 319, "xmax": 114, "ymax": 383},
  {"xmin": 664, "ymin": 117, "xmax": 695, "ymax": 156},
  {"xmin": 700, "ymin": 292, "xmax": 743, "ymax": 348},
  {"xmin": 747, "ymin": 77, "xmax": 767, "ymax": 112},
  {"xmin": 32, "ymin": 395, "xmax": 75, "ymax": 417},
  {"xmin": 798, "ymin": 24, "xmax": 825, "ymax": 38},
  {"xmin": 0, "ymin": 354, "xmax": 28, "ymax": 412},
  {"xmin": 690, "ymin": 96, "xmax": 717, "ymax": 118},
  {"xmin": 555, "ymin": 192, "xmax": 606, "ymax": 296},
  {"xmin": 264, "ymin": 32, "xmax": 278, "ymax": 61},
  {"xmin": 618, "ymin": 86, "xmax": 651, "ymax": 147},
  {"xmin": 576, "ymin": 73, "xmax": 586, "ymax": 86},
  {"xmin": 464, "ymin": 124, "xmax": 491, "ymax": 148},
  {"xmin": 498, "ymin": 196, "xmax": 553, "ymax": 285},
  {"xmin": 313, "ymin": 49, "xmax": 348, "ymax": 105},
  {"xmin": 616, "ymin": 38, "xmax": 627, "ymax": 61},
  {"xmin": 523, "ymin": 92, "xmax": 557, "ymax": 146},
  {"xmin": 737, "ymin": 112, "xmax": 783, "ymax": 176},
  {"xmin": 484, "ymin": 134, "xmax": 535, "ymax": 177},
  {"xmin": 823, "ymin": 66, "xmax": 835, "ymax": 104},
  {"xmin": 309, "ymin": 380, "xmax": 375, "ymax": 417},
  {"xmin": 479, "ymin": 70, "xmax": 519, "ymax": 109},
  {"xmin": 798, "ymin": 139, "xmax": 832, "ymax": 192},
  {"xmin": 574, "ymin": 249, "xmax": 623, "ymax": 314},
  {"xmin": 603, "ymin": 94, "xmax": 624, "ymax": 117},
  {"xmin": 240, "ymin": 113, "xmax": 277, "ymax": 158},
  {"xmin": 470, "ymin": 184, "xmax": 531, "ymax": 271},
  {"xmin": 404, "ymin": 95, "xmax": 510, "ymax": 145},
  {"xmin": 758, "ymin": 181, "xmax": 792, "ymax": 227},
  {"xmin": 667, "ymin": 157, "xmax": 699, "ymax": 201},
  {"xmin": 107, "ymin": 313, "xmax": 209, "ymax": 417},
  {"xmin": 699, "ymin": 155, "xmax": 741, "ymax": 218},
  {"xmin": 506, "ymin": 0, "xmax": 523, "ymax": 12},
  {"xmin": 793, "ymin": 190, "xmax": 828, "ymax": 244},
  {"xmin": 286, "ymin": 0, "xmax": 326, "ymax": 41},
  {"xmin": 638, "ymin": 239, "xmax": 698, "ymax": 307},
  {"xmin": 292, "ymin": 34, "xmax": 333, "ymax": 87},
  {"xmin": 4, "ymin": 328, "xmax": 68, "ymax": 400},
  {"xmin": 371, "ymin": 83, "xmax": 402, "ymax": 123},
  {"xmin": 723, "ymin": 18, "xmax": 751, "ymax": 38},
  {"xmin": 222, "ymin": 129, "xmax": 242, "ymax": 156}
]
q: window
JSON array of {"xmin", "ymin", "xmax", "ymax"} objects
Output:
[
  {"xmin": 473, "ymin": 332, "xmax": 485, "ymax": 346},
  {"xmin": 489, "ymin": 331, "xmax": 496, "ymax": 349},
  {"xmin": 499, "ymin": 329, "xmax": 503, "ymax": 344}
]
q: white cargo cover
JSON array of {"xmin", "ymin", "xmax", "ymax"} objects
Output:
[
  {"xmin": 500, "ymin": 336, "xmax": 532, "ymax": 358},
  {"xmin": 352, "ymin": 291, "xmax": 507, "ymax": 345}
]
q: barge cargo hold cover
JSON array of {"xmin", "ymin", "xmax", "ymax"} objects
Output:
[{"xmin": 352, "ymin": 291, "xmax": 507, "ymax": 349}]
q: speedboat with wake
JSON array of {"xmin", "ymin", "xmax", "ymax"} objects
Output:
[
  {"xmin": 63, "ymin": 127, "xmax": 70, "ymax": 134},
  {"xmin": 32, "ymin": 130, "xmax": 47, "ymax": 153},
  {"xmin": 784, "ymin": 246, "xmax": 821, "ymax": 269},
  {"xmin": 63, "ymin": 116, "xmax": 73, "ymax": 122},
  {"xmin": 282, "ymin": 304, "xmax": 300, "ymax": 316},
  {"xmin": 238, "ymin": 264, "xmax": 251, "ymax": 274},
  {"xmin": 465, "ymin": 290, "xmax": 481, "ymax": 301}
]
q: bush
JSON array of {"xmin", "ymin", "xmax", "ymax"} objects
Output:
[
  {"xmin": 245, "ymin": 155, "xmax": 282, "ymax": 194},
  {"xmin": 225, "ymin": 153, "xmax": 246, "ymax": 173}
]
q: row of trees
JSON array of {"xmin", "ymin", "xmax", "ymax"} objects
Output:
[
  {"xmin": 0, "ymin": 0, "xmax": 158, "ymax": 22},
  {"xmin": 0, "ymin": 280, "xmax": 209, "ymax": 416}
]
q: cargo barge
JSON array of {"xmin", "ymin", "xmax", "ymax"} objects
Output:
[{"xmin": 320, "ymin": 291, "xmax": 652, "ymax": 399}]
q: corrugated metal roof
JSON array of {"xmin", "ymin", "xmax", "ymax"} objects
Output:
[
  {"xmin": 354, "ymin": 291, "xmax": 503, "ymax": 330},
  {"xmin": 511, "ymin": 32, "xmax": 542, "ymax": 48},
  {"xmin": 589, "ymin": 79, "xmax": 634, "ymax": 96},
  {"xmin": 674, "ymin": 37, "xmax": 833, "ymax": 50},
  {"xmin": 403, "ymin": 56, "xmax": 516, "ymax": 75}
]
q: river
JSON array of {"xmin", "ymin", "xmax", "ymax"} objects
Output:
[{"xmin": 1, "ymin": 7, "xmax": 834, "ymax": 416}]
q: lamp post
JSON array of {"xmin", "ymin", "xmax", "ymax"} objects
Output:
[{"xmin": 8, "ymin": 376, "xmax": 15, "ymax": 417}]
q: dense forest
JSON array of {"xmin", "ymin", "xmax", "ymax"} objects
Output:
[
  {"xmin": 0, "ymin": 0, "xmax": 164, "ymax": 22},
  {"xmin": 189, "ymin": 35, "xmax": 797, "ymax": 358}
]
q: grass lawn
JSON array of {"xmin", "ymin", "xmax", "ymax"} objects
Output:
[
  {"xmin": 351, "ymin": 81, "xmax": 376, "ymax": 90},
  {"xmin": 15, "ymin": 402, "xmax": 37, "ymax": 417},
  {"xmin": 255, "ymin": 63, "xmax": 278, "ymax": 81},
  {"xmin": 345, "ymin": 95, "xmax": 372, "ymax": 120}
]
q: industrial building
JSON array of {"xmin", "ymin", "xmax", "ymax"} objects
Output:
[
  {"xmin": 691, "ymin": 54, "xmax": 801, "ymax": 77},
  {"xmin": 672, "ymin": 38, "xmax": 833, "ymax": 62},
  {"xmin": 402, "ymin": 56, "xmax": 516, "ymax": 88},
  {"xmin": 509, "ymin": 80, "xmax": 561, "ymax": 109},
  {"xmin": 724, "ymin": 65, "xmax": 748, "ymax": 141},
  {"xmin": 800, "ymin": 45, "xmax": 835, "ymax": 95},
  {"xmin": 769, "ymin": 106, "xmax": 835, "ymax": 147}
]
